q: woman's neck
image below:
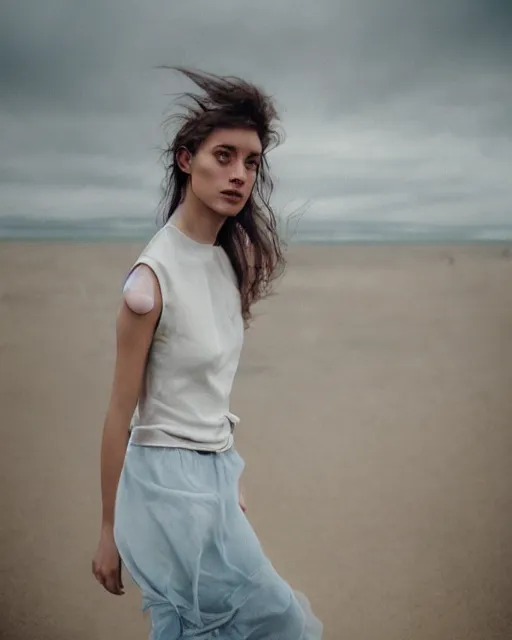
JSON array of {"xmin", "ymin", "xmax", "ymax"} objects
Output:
[{"xmin": 171, "ymin": 199, "xmax": 226, "ymax": 246}]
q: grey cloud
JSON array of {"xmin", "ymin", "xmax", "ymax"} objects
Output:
[
  {"xmin": 2, "ymin": 1, "xmax": 510, "ymax": 114},
  {"xmin": 0, "ymin": 0, "xmax": 511, "ymax": 235}
]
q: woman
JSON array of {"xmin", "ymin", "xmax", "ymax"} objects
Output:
[{"xmin": 92, "ymin": 67, "xmax": 323, "ymax": 639}]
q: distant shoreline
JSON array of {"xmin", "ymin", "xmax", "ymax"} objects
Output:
[
  {"xmin": 2, "ymin": 215, "xmax": 512, "ymax": 246},
  {"xmin": 1, "ymin": 237, "xmax": 511, "ymax": 249}
]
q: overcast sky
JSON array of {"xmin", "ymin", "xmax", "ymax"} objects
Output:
[{"xmin": 1, "ymin": 0, "xmax": 511, "ymax": 235}]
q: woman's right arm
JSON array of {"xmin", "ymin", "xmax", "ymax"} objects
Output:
[{"xmin": 92, "ymin": 265, "xmax": 162, "ymax": 595}]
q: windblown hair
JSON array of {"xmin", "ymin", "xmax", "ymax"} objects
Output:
[{"xmin": 157, "ymin": 67, "xmax": 287, "ymax": 327}]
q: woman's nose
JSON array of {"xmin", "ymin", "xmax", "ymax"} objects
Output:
[{"xmin": 230, "ymin": 162, "xmax": 247, "ymax": 184}]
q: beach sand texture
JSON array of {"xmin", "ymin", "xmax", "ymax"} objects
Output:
[{"xmin": 1, "ymin": 241, "xmax": 512, "ymax": 639}]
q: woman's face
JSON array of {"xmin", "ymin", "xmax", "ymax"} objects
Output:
[{"xmin": 179, "ymin": 127, "xmax": 263, "ymax": 217}]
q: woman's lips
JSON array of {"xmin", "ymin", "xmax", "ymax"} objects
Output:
[{"xmin": 221, "ymin": 190, "xmax": 244, "ymax": 202}]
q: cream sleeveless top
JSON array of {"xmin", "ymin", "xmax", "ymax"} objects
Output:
[{"xmin": 128, "ymin": 219, "xmax": 244, "ymax": 452}]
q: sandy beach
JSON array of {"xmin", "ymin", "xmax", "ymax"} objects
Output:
[{"xmin": 1, "ymin": 240, "xmax": 512, "ymax": 640}]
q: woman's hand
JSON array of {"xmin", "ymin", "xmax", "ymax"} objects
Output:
[{"xmin": 92, "ymin": 527, "xmax": 125, "ymax": 596}]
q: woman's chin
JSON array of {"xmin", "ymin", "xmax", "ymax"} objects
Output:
[{"xmin": 212, "ymin": 201, "xmax": 245, "ymax": 218}]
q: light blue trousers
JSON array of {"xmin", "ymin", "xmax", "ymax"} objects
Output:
[{"xmin": 114, "ymin": 443, "xmax": 323, "ymax": 639}]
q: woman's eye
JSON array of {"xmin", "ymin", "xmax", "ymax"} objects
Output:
[{"xmin": 217, "ymin": 151, "xmax": 230, "ymax": 162}]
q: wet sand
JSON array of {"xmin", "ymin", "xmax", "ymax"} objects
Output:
[{"xmin": 1, "ymin": 240, "xmax": 512, "ymax": 639}]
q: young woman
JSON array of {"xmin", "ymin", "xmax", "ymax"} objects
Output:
[{"xmin": 92, "ymin": 68, "xmax": 323, "ymax": 639}]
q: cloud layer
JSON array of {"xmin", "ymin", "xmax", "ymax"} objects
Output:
[{"xmin": 1, "ymin": 0, "xmax": 511, "ymax": 236}]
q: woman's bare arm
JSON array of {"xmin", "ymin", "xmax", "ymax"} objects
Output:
[
  {"xmin": 92, "ymin": 266, "xmax": 162, "ymax": 595},
  {"xmin": 99, "ymin": 267, "xmax": 162, "ymax": 531}
]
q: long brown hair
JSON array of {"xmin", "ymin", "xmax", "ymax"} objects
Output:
[{"xmin": 156, "ymin": 67, "xmax": 287, "ymax": 327}]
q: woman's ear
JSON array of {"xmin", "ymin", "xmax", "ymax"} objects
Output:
[{"xmin": 176, "ymin": 146, "xmax": 192, "ymax": 174}]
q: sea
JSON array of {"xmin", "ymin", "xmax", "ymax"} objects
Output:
[{"xmin": 1, "ymin": 215, "xmax": 512, "ymax": 245}]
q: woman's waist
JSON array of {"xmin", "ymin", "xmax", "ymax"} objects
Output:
[
  {"xmin": 129, "ymin": 419, "xmax": 235, "ymax": 452},
  {"xmin": 134, "ymin": 396, "xmax": 239, "ymax": 427}
]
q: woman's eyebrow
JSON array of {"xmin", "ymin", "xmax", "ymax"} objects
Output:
[{"xmin": 215, "ymin": 144, "xmax": 262, "ymax": 158}]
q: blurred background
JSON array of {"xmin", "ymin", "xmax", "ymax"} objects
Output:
[{"xmin": 1, "ymin": 1, "xmax": 512, "ymax": 638}]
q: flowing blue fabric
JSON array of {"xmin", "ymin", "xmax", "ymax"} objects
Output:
[{"xmin": 114, "ymin": 444, "xmax": 323, "ymax": 639}]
